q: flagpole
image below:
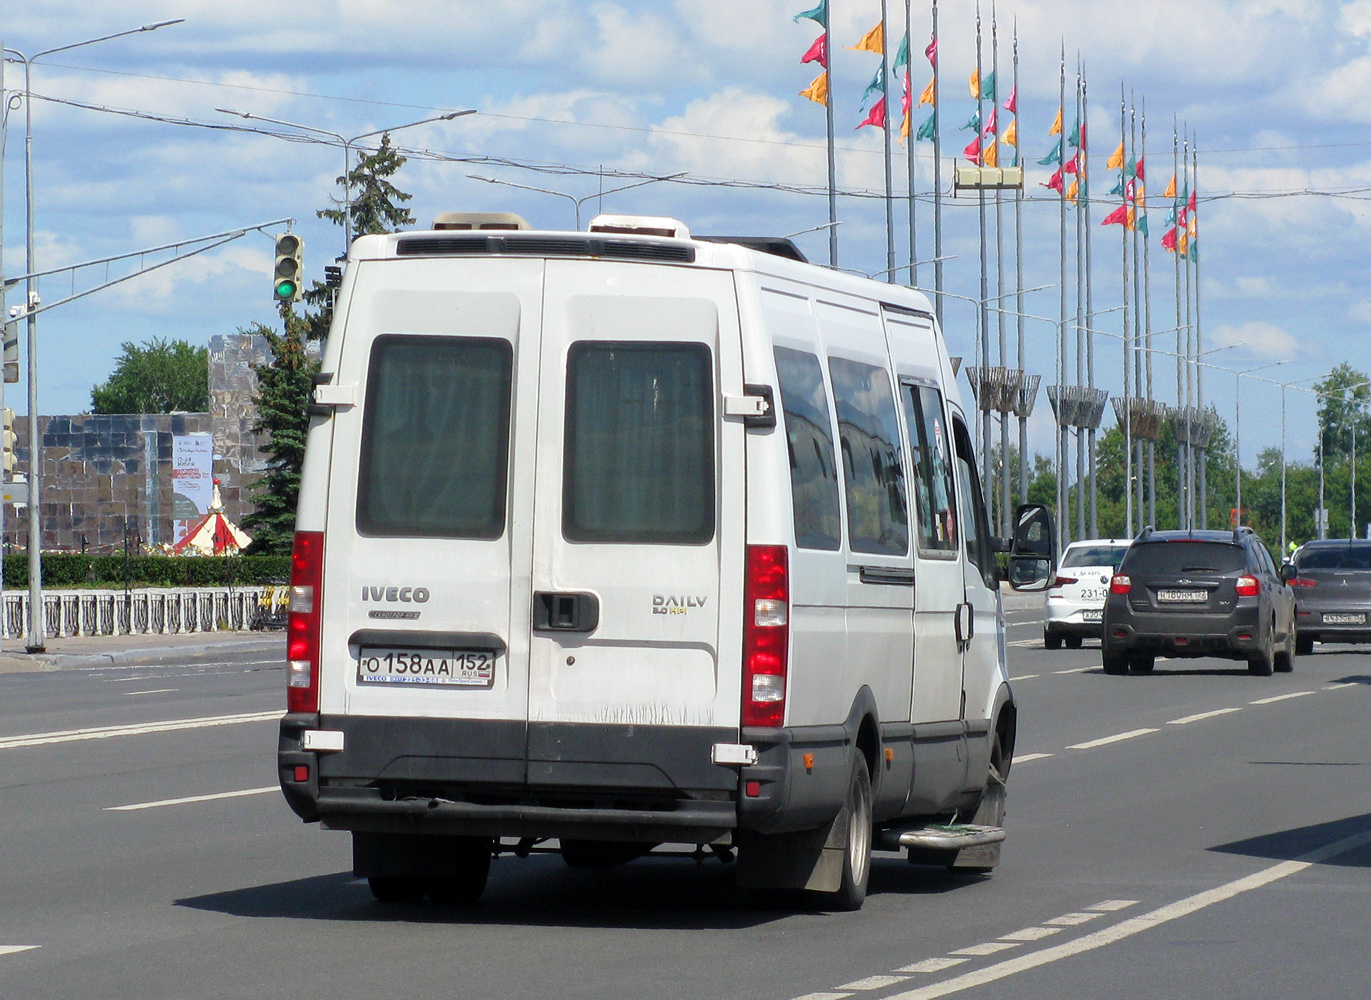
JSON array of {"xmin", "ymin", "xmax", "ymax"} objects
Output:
[
  {"xmin": 976, "ymin": 3, "xmax": 992, "ymax": 489},
  {"xmin": 1183, "ymin": 131, "xmax": 1195, "ymax": 530},
  {"xmin": 1056, "ymin": 43, "xmax": 1067, "ymax": 550},
  {"xmin": 1194, "ymin": 134, "xmax": 1206, "ymax": 528},
  {"xmin": 824, "ymin": 1, "xmax": 838, "ymax": 267},
  {"xmin": 905, "ymin": 0, "xmax": 917, "ymax": 286},
  {"xmin": 1142, "ymin": 98, "xmax": 1156, "ymax": 529},
  {"xmin": 1014, "ymin": 22, "xmax": 1027, "ymax": 508},
  {"xmin": 993, "ymin": 8, "xmax": 1009, "ymax": 535},
  {"xmin": 1130, "ymin": 96, "xmax": 1144, "ymax": 526},
  {"xmin": 1121, "ymin": 83, "xmax": 1133, "ymax": 539},
  {"xmin": 881, "ymin": 0, "xmax": 896, "ymax": 282},
  {"xmin": 1083, "ymin": 64, "xmax": 1098, "ymax": 537},
  {"xmin": 1173, "ymin": 120, "xmax": 1185, "ymax": 529},
  {"xmin": 931, "ymin": 0, "xmax": 943, "ymax": 328},
  {"xmin": 1074, "ymin": 58, "xmax": 1086, "ymax": 542}
]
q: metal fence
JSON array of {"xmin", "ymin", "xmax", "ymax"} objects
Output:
[{"xmin": 0, "ymin": 586, "xmax": 291, "ymax": 639}]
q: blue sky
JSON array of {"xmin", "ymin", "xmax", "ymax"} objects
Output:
[{"xmin": 2, "ymin": 0, "xmax": 1368, "ymax": 468}]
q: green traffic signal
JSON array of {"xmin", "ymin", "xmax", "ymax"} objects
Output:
[
  {"xmin": 272, "ymin": 232, "xmax": 305, "ymax": 303},
  {"xmin": 275, "ymin": 279, "xmax": 299, "ymax": 300}
]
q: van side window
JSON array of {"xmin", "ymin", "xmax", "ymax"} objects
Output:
[
  {"xmin": 828, "ymin": 356, "xmax": 909, "ymax": 556},
  {"xmin": 774, "ymin": 347, "xmax": 841, "ymax": 550},
  {"xmin": 564, "ymin": 341, "xmax": 715, "ymax": 545},
  {"xmin": 357, "ymin": 335, "xmax": 513, "ymax": 539},
  {"xmin": 902, "ymin": 383, "xmax": 957, "ymax": 553},
  {"xmin": 952, "ymin": 417, "xmax": 996, "ymax": 588}
]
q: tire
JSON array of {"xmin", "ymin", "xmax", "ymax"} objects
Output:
[
  {"xmin": 560, "ymin": 840, "xmax": 655, "ymax": 869},
  {"xmin": 426, "ymin": 837, "xmax": 492, "ymax": 905},
  {"xmin": 1247, "ymin": 636, "xmax": 1275, "ymax": 676},
  {"xmin": 368, "ymin": 875, "xmax": 426, "ymax": 904},
  {"xmin": 1102, "ymin": 651, "xmax": 1129, "ymax": 675},
  {"xmin": 1129, "ymin": 653, "xmax": 1155, "ymax": 673},
  {"xmin": 817, "ymin": 753, "xmax": 872, "ymax": 912},
  {"xmin": 1065, "ymin": 635, "xmax": 1083, "ymax": 650},
  {"xmin": 1296, "ymin": 633, "xmax": 1314, "ymax": 657},
  {"xmin": 1274, "ymin": 629, "xmax": 1295, "ymax": 674},
  {"xmin": 1044, "ymin": 630, "xmax": 1063, "ymax": 650}
]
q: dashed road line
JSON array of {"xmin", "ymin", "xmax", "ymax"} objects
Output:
[
  {"xmin": 0, "ymin": 710, "xmax": 281, "ymax": 750},
  {"xmin": 1086, "ymin": 899, "xmax": 1139, "ymax": 911},
  {"xmin": 1044, "ymin": 911, "xmax": 1103, "ymax": 926},
  {"xmin": 838, "ymin": 976, "xmax": 910, "ymax": 990},
  {"xmin": 1066, "ymin": 728, "xmax": 1157, "ymax": 750},
  {"xmin": 894, "ymin": 959, "xmax": 967, "ymax": 974},
  {"xmin": 1250, "ymin": 691, "xmax": 1315, "ymax": 705},
  {"xmin": 999, "ymin": 926, "xmax": 1061, "ymax": 942},
  {"xmin": 1013, "ymin": 752, "xmax": 1053, "ymax": 764},
  {"xmin": 105, "ymin": 785, "xmax": 278, "ymax": 812},
  {"xmin": 792, "ymin": 993, "xmax": 851, "ymax": 1000},
  {"xmin": 0, "ymin": 946, "xmax": 40, "ymax": 957},
  {"xmin": 1053, "ymin": 667, "xmax": 1092, "ymax": 674},
  {"xmin": 948, "ymin": 942, "xmax": 1018, "ymax": 957},
  {"xmin": 125, "ymin": 688, "xmax": 178, "ymax": 696},
  {"xmin": 1326, "ymin": 682, "xmax": 1358, "ymax": 690},
  {"xmin": 1168, "ymin": 707, "xmax": 1242, "ymax": 725},
  {"xmin": 1011, "ymin": 673, "xmax": 1040, "ymax": 680}
]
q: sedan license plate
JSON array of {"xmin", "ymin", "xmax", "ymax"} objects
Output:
[
  {"xmin": 1157, "ymin": 589, "xmax": 1208, "ymax": 603},
  {"xmin": 358, "ymin": 648, "xmax": 496, "ymax": 688},
  {"xmin": 1077, "ymin": 588, "xmax": 1107, "ymax": 603},
  {"xmin": 1323, "ymin": 613, "xmax": 1367, "ymax": 625},
  {"xmin": 1081, "ymin": 609, "xmax": 1104, "ymax": 622}
]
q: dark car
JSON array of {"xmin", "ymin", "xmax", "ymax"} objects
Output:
[
  {"xmin": 1101, "ymin": 527, "xmax": 1296, "ymax": 676},
  {"xmin": 1289, "ymin": 539, "xmax": 1371, "ymax": 654}
]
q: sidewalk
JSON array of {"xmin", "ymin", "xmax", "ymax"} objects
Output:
[{"xmin": 0, "ymin": 630, "xmax": 285, "ymax": 673}]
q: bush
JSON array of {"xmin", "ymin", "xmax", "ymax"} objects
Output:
[{"xmin": 0, "ymin": 553, "xmax": 291, "ymax": 589}]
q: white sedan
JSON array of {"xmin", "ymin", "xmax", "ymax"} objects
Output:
[{"xmin": 1044, "ymin": 539, "xmax": 1131, "ymax": 649}]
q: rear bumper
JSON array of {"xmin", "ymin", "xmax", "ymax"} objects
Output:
[
  {"xmin": 1295, "ymin": 610, "xmax": 1371, "ymax": 643},
  {"xmin": 1103, "ymin": 606, "xmax": 1263, "ymax": 658}
]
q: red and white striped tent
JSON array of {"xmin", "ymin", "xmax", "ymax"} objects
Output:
[{"xmin": 171, "ymin": 483, "xmax": 252, "ymax": 556}]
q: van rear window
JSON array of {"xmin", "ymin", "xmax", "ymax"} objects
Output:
[
  {"xmin": 356, "ymin": 335, "xmax": 512, "ymax": 539},
  {"xmin": 564, "ymin": 342, "xmax": 715, "ymax": 545}
]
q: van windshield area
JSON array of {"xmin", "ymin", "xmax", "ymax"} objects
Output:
[
  {"xmin": 1124, "ymin": 542, "xmax": 1246, "ymax": 575},
  {"xmin": 1062, "ymin": 545, "xmax": 1129, "ymax": 570},
  {"xmin": 356, "ymin": 335, "xmax": 512, "ymax": 539},
  {"xmin": 1298, "ymin": 544, "xmax": 1371, "ymax": 570}
]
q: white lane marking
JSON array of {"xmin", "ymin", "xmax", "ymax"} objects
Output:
[
  {"xmin": 1010, "ymin": 673, "xmax": 1040, "ymax": 680},
  {"xmin": 999, "ymin": 926, "xmax": 1061, "ymax": 942},
  {"xmin": 0, "ymin": 946, "xmax": 40, "ymax": 957},
  {"xmin": 1168, "ymin": 707, "xmax": 1242, "ymax": 726},
  {"xmin": 1044, "ymin": 911, "xmax": 1103, "ymax": 926},
  {"xmin": 125, "ymin": 688, "xmax": 178, "ymax": 696},
  {"xmin": 1250, "ymin": 691, "xmax": 1315, "ymax": 705},
  {"xmin": 105, "ymin": 785, "xmax": 278, "ymax": 812},
  {"xmin": 1054, "ymin": 667, "xmax": 1091, "ymax": 674},
  {"xmin": 882, "ymin": 827, "xmax": 1371, "ymax": 1000},
  {"xmin": 1066, "ymin": 728, "xmax": 1157, "ymax": 750},
  {"xmin": 1326, "ymin": 682, "xmax": 1358, "ymax": 690},
  {"xmin": 1087, "ymin": 899, "xmax": 1139, "ymax": 911},
  {"xmin": 837, "ymin": 976, "xmax": 910, "ymax": 990},
  {"xmin": 895, "ymin": 959, "xmax": 967, "ymax": 974},
  {"xmin": 948, "ymin": 942, "xmax": 1018, "ymax": 957},
  {"xmin": 1013, "ymin": 753, "xmax": 1053, "ymax": 764},
  {"xmin": 792, "ymin": 993, "xmax": 852, "ymax": 1000},
  {"xmin": 0, "ymin": 710, "xmax": 281, "ymax": 750}
]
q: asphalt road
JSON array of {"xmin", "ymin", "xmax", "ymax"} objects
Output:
[{"xmin": 2, "ymin": 606, "xmax": 1369, "ymax": 1000}]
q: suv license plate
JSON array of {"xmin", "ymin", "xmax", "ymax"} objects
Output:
[
  {"xmin": 1157, "ymin": 589, "xmax": 1208, "ymax": 603},
  {"xmin": 358, "ymin": 649, "xmax": 496, "ymax": 688},
  {"xmin": 1082, "ymin": 609, "xmax": 1104, "ymax": 622},
  {"xmin": 1323, "ymin": 613, "xmax": 1366, "ymax": 625}
]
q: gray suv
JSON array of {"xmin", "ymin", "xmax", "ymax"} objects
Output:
[{"xmin": 1101, "ymin": 527, "xmax": 1296, "ymax": 676}]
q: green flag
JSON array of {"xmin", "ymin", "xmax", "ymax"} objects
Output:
[
  {"xmin": 793, "ymin": 1, "xmax": 827, "ymax": 25},
  {"xmin": 1038, "ymin": 141, "xmax": 1062, "ymax": 166},
  {"xmin": 893, "ymin": 34, "xmax": 910, "ymax": 73},
  {"xmin": 916, "ymin": 112, "xmax": 937, "ymax": 141},
  {"xmin": 980, "ymin": 70, "xmax": 996, "ymax": 99}
]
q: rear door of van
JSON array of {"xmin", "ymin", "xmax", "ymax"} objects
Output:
[
  {"xmin": 317, "ymin": 257, "xmax": 542, "ymax": 787},
  {"xmin": 525, "ymin": 260, "xmax": 745, "ymax": 795}
]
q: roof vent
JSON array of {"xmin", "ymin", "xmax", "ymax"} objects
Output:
[
  {"xmin": 433, "ymin": 211, "xmax": 530, "ymax": 231},
  {"xmin": 587, "ymin": 214, "xmax": 690, "ymax": 239}
]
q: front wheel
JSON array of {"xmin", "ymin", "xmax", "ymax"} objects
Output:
[{"xmin": 816, "ymin": 754, "xmax": 872, "ymax": 911}]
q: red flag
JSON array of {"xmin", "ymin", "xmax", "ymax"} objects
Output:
[
  {"xmin": 1043, "ymin": 167, "xmax": 1063, "ymax": 192},
  {"xmin": 1124, "ymin": 177, "xmax": 1136, "ymax": 202},
  {"xmin": 963, "ymin": 136, "xmax": 982, "ymax": 162},
  {"xmin": 801, "ymin": 33, "xmax": 828, "ymax": 68},
  {"xmin": 981, "ymin": 107, "xmax": 997, "ymax": 136},
  {"xmin": 1100, "ymin": 206, "xmax": 1128, "ymax": 226},
  {"xmin": 856, "ymin": 96, "xmax": 887, "ymax": 130},
  {"xmin": 925, "ymin": 35, "xmax": 937, "ymax": 68},
  {"xmin": 1003, "ymin": 87, "xmax": 1016, "ymax": 114},
  {"xmin": 1063, "ymin": 156, "xmax": 1077, "ymax": 175},
  {"xmin": 1135, "ymin": 156, "xmax": 1145, "ymax": 181},
  {"xmin": 1161, "ymin": 227, "xmax": 1178, "ymax": 251},
  {"xmin": 1188, "ymin": 189, "xmax": 1197, "ymax": 212},
  {"xmin": 901, "ymin": 70, "xmax": 912, "ymax": 114}
]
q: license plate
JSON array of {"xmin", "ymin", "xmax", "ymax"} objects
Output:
[
  {"xmin": 1157, "ymin": 589, "xmax": 1208, "ymax": 603},
  {"xmin": 1078, "ymin": 588, "xmax": 1107, "ymax": 603},
  {"xmin": 1323, "ymin": 613, "xmax": 1366, "ymax": 625},
  {"xmin": 357, "ymin": 648, "xmax": 496, "ymax": 687},
  {"xmin": 1082, "ymin": 609, "xmax": 1103, "ymax": 622}
]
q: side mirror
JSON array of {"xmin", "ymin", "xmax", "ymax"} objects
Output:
[
  {"xmin": 1279, "ymin": 563, "xmax": 1297, "ymax": 583},
  {"xmin": 1007, "ymin": 503, "xmax": 1057, "ymax": 592}
]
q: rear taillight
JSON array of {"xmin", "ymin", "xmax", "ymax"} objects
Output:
[
  {"xmin": 1291, "ymin": 577, "xmax": 1317, "ymax": 588},
  {"xmin": 742, "ymin": 545, "xmax": 789, "ymax": 728},
  {"xmin": 1236, "ymin": 575, "xmax": 1260, "ymax": 597},
  {"xmin": 1110, "ymin": 574, "xmax": 1132, "ymax": 595},
  {"xmin": 287, "ymin": 530, "xmax": 324, "ymax": 713},
  {"xmin": 1050, "ymin": 575, "xmax": 1078, "ymax": 589}
]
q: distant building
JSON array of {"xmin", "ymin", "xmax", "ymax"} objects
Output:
[{"xmin": 4, "ymin": 332, "xmax": 271, "ymax": 553}]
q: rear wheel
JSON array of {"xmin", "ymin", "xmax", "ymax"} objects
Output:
[
  {"xmin": 1044, "ymin": 630, "xmax": 1063, "ymax": 650},
  {"xmin": 368, "ymin": 875, "xmax": 426, "ymax": 904},
  {"xmin": 1248, "ymin": 634, "xmax": 1275, "ymax": 676},
  {"xmin": 1274, "ymin": 629, "xmax": 1295, "ymax": 673},
  {"xmin": 816, "ymin": 754, "xmax": 872, "ymax": 911},
  {"xmin": 1129, "ymin": 653, "xmax": 1155, "ymax": 673},
  {"xmin": 1065, "ymin": 635, "xmax": 1083, "ymax": 650},
  {"xmin": 1102, "ymin": 651, "xmax": 1129, "ymax": 675},
  {"xmin": 1295, "ymin": 633, "xmax": 1314, "ymax": 657},
  {"xmin": 426, "ymin": 837, "xmax": 492, "ymax": 904}
]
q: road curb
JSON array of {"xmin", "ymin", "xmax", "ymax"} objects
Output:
[{"xmin": 0, "ymin": 635, "xmax": 284, "ymax": 672}]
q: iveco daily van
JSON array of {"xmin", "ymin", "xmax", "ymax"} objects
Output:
[{"xmin": 277, "ymin": 213, "xmax": 1054, "ymax": 910}]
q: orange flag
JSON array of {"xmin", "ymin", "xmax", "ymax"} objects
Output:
[
  {"xmin": 982, "ymin": 139, "xmax": 999, "ymax": 167},
  {"xmin": 1002, "ymin": 117, "xmax": 1017, "ymax": 148},
  {"xmin": 800, "ymin": 71, "xmax": 829, "ymax": 106},
  {"xmin": 918, "ymin": 76, "xmax": 936, "ymax": 107},
  {"xmin": 1048, "ymin": 107, "xmax": 1062, "ymax": 136},
  {"xmin": 850, "ymin": 22, "xmax": 884, "ymax": 54},
  {"xmin": 968, "ymin": 68, "xmax": 980, "ymax": 98},
  {"xmin": 1164, "ymin": 174, "xmax": 1177, "ymax": 199},
  {"xmin": 1066, "ymin": 178, "xmax": 1078, "ymax": 203},
  {"xmin": 1106, "ymin": 142, "xmax": 1125, "ymax": 170}
]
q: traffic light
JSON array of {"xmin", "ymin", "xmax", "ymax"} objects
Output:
[
  {"xmin": 2, "ymin": 408, "xmax": 16, "ymax": 474},
  {"xmin": 273, "ymin": 233, "xmax": 304, "ymax": 303}
]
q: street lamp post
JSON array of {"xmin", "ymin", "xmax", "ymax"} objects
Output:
[
  {"xmin": 217, "ymin": 109, "xmax": 475, "ymax": 254},
  {"xmin": 466, "ymin": 172, "xmax": 689, "ymax": 231},
  {"xmin": 5, "ymin": 18, "xmax": 184, "ymax": 653},
  {"xmin": 1232, "ymin": 359, "xmax": 1291, "ymax": 529}
]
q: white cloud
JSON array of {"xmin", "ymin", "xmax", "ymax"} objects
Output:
[{"xmin": 1208, "ymin": 320, "xmax": 1300, "ymax": 359}]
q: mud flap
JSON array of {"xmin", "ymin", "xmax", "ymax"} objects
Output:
[
  {"xmin": 736, "ymin": 798, "xmax": 850, "ymax": 892},
  {"xmin": 950, "ymin": 772, "xmax": 1005, "ymax": 870}
]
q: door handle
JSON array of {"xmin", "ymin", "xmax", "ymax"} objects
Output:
[
  {"xmin": 533, "ymin": 591, "xmax": 600, "ymax": 633},
  {"xmin": 954, "ymin": 602, "xmax": 974, "ymax": 647}
]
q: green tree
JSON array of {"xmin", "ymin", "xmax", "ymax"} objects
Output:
[
  {"xmin": 243, "ymin": 138, "xmax": 415, "ymax": 552},
  {"xmin": 1313, "ymin": 363, "xmax": 1371, "ymax": 461},
  {"xmin": 90, "ymin": 338, "xmax": 208, "ymax": 414}
]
